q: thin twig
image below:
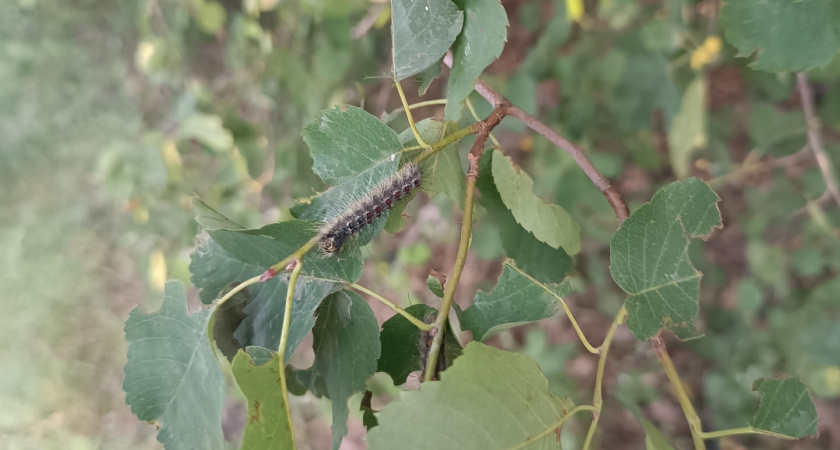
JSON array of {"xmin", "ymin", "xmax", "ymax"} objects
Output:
[
  {"xmin": 512, "ymin": 264, "xmax": 599, "ymax": 354},
  {"xmin": 276, "ymin": 259, "xmax": 303, "ymax": 449},
  {"xmin": 583, "ymin": 306, "xmax": 627, "ymax": 449},
  {"xmin": 504, "ymin": 405, "xmax": 598, "ymax": 450},
  {"xmin": 348, "ymin": 282, "xmax": 434, "ymax": 331},
  {"xmin": 382, "ymin": 99, "xmax": 448, "ymax": 123},
  {"xmin": 797, "ymin": 73, "xmax": 840, "ymax": 208},
  {"xmin": 395, "ymin": 79, "xmax": 431, "ymax": 148},
  {"xmin": 412, "ymin": 124, "xmax": 479, "ymax": 165},
  {"xmin": 707, "ymin": 145, "xmax": 810, "ymax": 188},
  {"xmin": 653, "ymin": 336, "xmax": 706, "ymax": 450},
  {"xmin": 443, "ymin": 54, "xmax": 629, "ymax": 223}
]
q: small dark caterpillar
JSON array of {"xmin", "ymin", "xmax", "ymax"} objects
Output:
[
  {"xmin": 317, "ymin": 162, "xmax": 421, "ymax": 254},
  {"xmin": 418, "ymin": 312, "xmax": 446, "ymax": 381}
]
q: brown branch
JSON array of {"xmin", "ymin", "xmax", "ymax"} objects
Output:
[
  {"xmin": 707, "ymin": 145, "xmax": 812, "ymax": 189},
  {"xmin": 444, "ymin": 53, "xmax": 630, "ymax": 223},
  {"xmin": 797, "ymin": 73, "xmax": 840, "ymax": 209},
  {"xmin": 469, "ymin": 104, "xmax": 509, "ymax": 162}
]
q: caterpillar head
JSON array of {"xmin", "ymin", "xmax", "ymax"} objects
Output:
[{"xmin": 319, "ymin": 230, "xmax": 346, "ymax": 254}]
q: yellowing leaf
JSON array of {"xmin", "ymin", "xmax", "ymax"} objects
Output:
[
  {"xmin": 232, "ymin": 349, "xmax": 295, "ymax": 450},
  {"xmin": 160, "ymin": 140, "xmax": 183, "ymax": 182},
  {"xmin": 135, "ymin": 41, "xmax": 155, "ymax": 70},
  {"xmin": 690, "ymin": 35, "xmax": 722, "ymax": 70},
  {"xmin": 566, "ymin": 0, "xmax": 584, "ymax": 22},
  {"xmin": 374, "ymin": 4, "xmax": 391, "ymax": 29},
  {"xmin": 149, "ymin": 250, "xmax": 167, "ymax": 291},
  {"xmin": 826, "ymin": 366, "xmax": 840, "ymax": 391},
  {"xmin": 133, "ymin": 205, "xmax": 149, "ymax": 224}
]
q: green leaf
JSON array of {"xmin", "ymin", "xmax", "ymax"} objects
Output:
[
  {"xmin": 491, "ymin": 150, "xmax": 580, "ymax": 255},
  {"xmin": 445, "ymin": 0, "xmax": 508, "ymax": 119},
  {"xmin": 305, "ymin": 291, "xmax": 381, "ymax": 450},
  {"xmin": 231, "ymin": 350, "xmax": 294, "ymax": 450},
  {"xmin": 377, "ymin": 304, "xmax": 462, "ymax": 385},
  {"xmin": 193, "ymin": 196, "xmax": 245, "ymax": 231},
  {"xmin": 748, "ymin": 103, "xmax": 806, "ymax": 155},
  {"xmin": 642, "ymin": 419, "xmax": 675, "ymax": 450},
  {"xmin": 190, "ymin": 220, "xmax": 360, "ymax": 304},
  {"xmin": 123, "ymin": 281, "xmax": 225, "ymax": 450},
  {"xmin": 297, "ymin": 107, "xmax": 414, "ymax": 244},
  {"xmin": 391, "ymin": 0, "xmax": 464, "ymax": 80},
  {"xmin": 400, "ymin": 118, "xmax": 466, "ymax": 208},
  {"xmin": 477, "ymin": 150, "xmax": 572, "ymax": 283},
  {"xmin": 641, "ymin": 19, "xmax": 679, "ymax": 53},
  {"xmin": 190, "ymin": 221, "xmax": 359, "ymax": 360},
  {"xmin": 621, "ymin": 396, "xmax": 675, "ymax": 450},
  {"xmin": 179, "ymin": 113, "xmax": 233, "ymax": 152},
  {"xmin": 298, "ymin": 157, "xmax": 403, "ymax": 247},
  {"xmin": 750, "ymin": 378, "xmax": 818, "ymax": 438},
  {"xmin": 520, "ymin": 0, "xmax": 570, "ymax": 76},
  {"xmin": 721, "ymin": 0, "xmax": 840, "ymax": 72},
  {"xmin": 610, "ymin": 178, "xmax": 721, "ymax": 340},
  {"xmin": 611, "ymin": 54, "xmax": 679, "ymax": 133},
  {"xmin": 456, "ymin": 261, "xmax": 570, "ymax": 341},
  {"xmin": 426, "ymin": 273, "xmax": 444, "ymax": 297},
  {"xmin": 234, "ymin": 275, "xmax": 345, "ymax": 364},
  {"xmin": 367, "ymin": 342, "xmax": 575, "ymax": 450},
  {"xmin": 668, "ymin": 76, "xmax": 707, "ymax": 179},
  {"xmin": 212, "ymin": 289, "xmax": 249, "ymax": 361},
  {"xmin": 416, "ymin": 58, "xmax": 442, "ymax": 96},
  {"xmin": 303, "ymin": 105, "xmax": 403, "ymax": 186}
]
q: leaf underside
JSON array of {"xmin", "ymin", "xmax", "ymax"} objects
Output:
[{"xmin": 367, "ymin": 342, "xmax": 575, "ymax": 450}]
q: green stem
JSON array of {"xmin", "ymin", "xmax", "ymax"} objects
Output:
[
  {"xmin": 583, "ymin": 305, "xmax": 627, "ymax": 450},
  {"xmin": 394, "ymin": 79, "xmax": 430, "ymax": 148},
  {"xmin": 504, "ymin": 405, "xmax": 598, "ymax": 450},
  {"xmin": 214, "ymin": 275, "xmax": 260, "ymax": 310},
  {"xmin": 654, "ymin": 336, "xmax": 706, "ymax": 450},
  {"xmin": 423, "ymin": 156, "xmax": 479, "ymax": 382},
  {"xmin": 269, "ymin": 237, "xmax": 319, "ymax": 273},
  {"xmin": 206, "ymin": 237, "xmax": 317, "ymax": 359},
  {"xmin": 276, "ymin": 259, "xmax": 303, "ymax": 449},
  {"xmin": 348, "ymin": 283, "xmax": 433, "ymax": 331},
  {"xmin": 513, "ymin": 266, "xmax": 599, "ymax": 354},
  {"xmin": 412, "ymin": 124, "xmax": 478, "ymax": 165},
  {"xmin": 384, "ymin": 99, "xmax": 448, "ymax": 123},
  {"xmin": 699, "ymin": 427, "xmax": 759, "ymax": 440}
]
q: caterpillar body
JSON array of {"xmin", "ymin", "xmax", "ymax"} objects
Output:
[{"xmin": 317, "ymin": 162, "xmax": 421, "ymax": 254}]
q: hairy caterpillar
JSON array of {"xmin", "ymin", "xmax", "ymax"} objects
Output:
[{"xmin": 317, "ymin": 162, "xmax": 421, "ymax": 254}]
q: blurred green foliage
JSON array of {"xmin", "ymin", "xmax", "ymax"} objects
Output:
[{"xmin": 3, "ymin": 0, "xmax": 840, "ymax": 448}]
